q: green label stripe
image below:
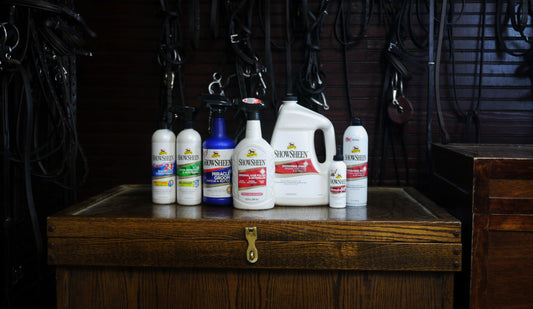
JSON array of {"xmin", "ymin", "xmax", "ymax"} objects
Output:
[{"xmin": 177, "ymin": 162, "xmax": 201, "ymax": 177}]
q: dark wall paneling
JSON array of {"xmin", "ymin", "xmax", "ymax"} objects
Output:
[{"xmin": 75, "ymin": 0, "xmax": 533, "ymax": 199}]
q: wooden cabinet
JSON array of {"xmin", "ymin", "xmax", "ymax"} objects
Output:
[
  {"xmin": 48, "ymin": 185, "xmax": 461, "ymax": 309},
  {"xmin": 431, "ymin": 143, "xmax": 533, "ymax": 309}
]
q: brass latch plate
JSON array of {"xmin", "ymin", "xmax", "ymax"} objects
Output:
[{"xmin": 245, "ymin": 226, "xmax": 258, "ymax": 264}]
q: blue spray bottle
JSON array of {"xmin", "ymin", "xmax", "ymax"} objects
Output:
[{"xmin": 199, "ymin": 94, "xmax": 235, "ymax": 206}]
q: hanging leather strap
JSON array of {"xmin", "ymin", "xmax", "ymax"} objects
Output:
[
  {"xmin": 334, "ymin": 0, "xmax": 374, "ymax": 119},
  {"xmin": 495, "ymin": 0, "xmax": 532, "ymax": 57},
  {"xmin": 5, "ymin": 0, "xmax": 96, "ymax": 38},
  {"xmin": 262, "ymin": 0, "xmax": 278, "ymax": 111},
  {"xmin": 297, "ymin": 0, "xmax": 330, "ymax": 112}
]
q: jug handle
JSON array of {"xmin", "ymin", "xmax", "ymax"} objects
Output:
[{"xmin": 318, "ymin": 122, "xmax": 336, "ymax": 171}]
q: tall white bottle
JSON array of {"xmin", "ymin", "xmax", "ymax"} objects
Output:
[
  {"xmin": 270, "ymin": 96, "xmax": 336, "ymax": 206},
  {"xmin": 329, "ymin": 146, "xmax": 347, "ymax": 208},
  {"xmin": 175, "ymin": 106, "xmax": 202, "ymax": 205},
  {"xmin": 232, "ymin": 98, "xmax": 275, "ymax": 210},
  {"xmin": 152, "ymin": 126, "xmax": 176, "ymax": 204},
  {"xmin": 343, "ymin": 117, "xmax": 368, "ymax": 206}
]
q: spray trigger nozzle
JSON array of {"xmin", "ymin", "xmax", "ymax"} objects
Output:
[
  {"xmin": 198, "ymin": 94, "xmax": 233, "ymax": 114},
  {"xmin": 239, "ymin": 97, "xmax": 265, "ymax": 120},
  {"xmin": 169, "ymin": 105, "xmax": 197, "ymax": 116},
  {"xmin": 169, "ymin": 105, "xmax": 198, "ymax": 128}
]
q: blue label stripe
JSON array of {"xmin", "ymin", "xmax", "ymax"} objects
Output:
[
  {"xmin": 152, "ymin": 163, "xmax": 176, "ymax": 177},
  {"xmin": 204, "ymin": 166, "xmax": 231, "ymax": 185}
]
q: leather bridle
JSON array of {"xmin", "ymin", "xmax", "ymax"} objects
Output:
[
  {"xmin": 335, "ymin": 0, "xmax": 374, "ymax": 119},
  {"xmin": 1, "ymin": 1, "xmax": 92, "ymax": 307},
  {"xmin": 297, "ymin": 0, "xmax": 330, "ymax": 112},
  {"xmin": 158, "ymin": 0, "xmax": 186, "ymax": 128}
]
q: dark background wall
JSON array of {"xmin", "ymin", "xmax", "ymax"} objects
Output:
[{"xmin": 75, "ymin": 0, "xmax": 533, "ymax": 200}]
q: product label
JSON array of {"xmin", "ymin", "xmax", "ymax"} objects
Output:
[
  {"xmin": 177, "ymin": 161, "xmax": 201, "ymax": 177},
  {"xmin": 177, "ymin": 145, "xmax": 202, "ymax": 202},
  {"xmin": 275, "ymin": 158, "xmax": 318, "ymax": 175},
  {"xmin": 178, "ymin": 179, "xmax": 200, "ymax": 187},
  {"xmin": 153, "ymin": 179, "xmax": 175, "ymax": 187},
  {"xmin": 272, "ymin": 132, "xmax": 325, "ymax": 200},
  {"xmin": 330, "ymin": 172, "xmax": 347, "ymax": 194},
  {"xmin": 346, "ymin": 162, "xmax": 368, "ymax": 180},
  {"xmin": 152, "ymin": 147, "xmax": 176, "ymax": 177},
  {"xmin": 273, "ymin": 141, "xmax": 318, "ymax": 176},
  {"xmin": 152, "ymin": 176, "xmax": 176, "ymax": 203},
  {"xmin": 329, "ymin": 167, "xmax": 346, "ymax": 208},
  {"xmin": 236, "ymin": 147, "xmax": 269, "ymax": 202},
  {"xmin": 344, "ymin": 133, "xmax": 368, "ymax": 206},
  {"xmin": 203, "ymin": 148, "xmax": 233, "ymax": 198},
  {"xmin": 152, "ymin": 142, "xmax": 176, "ymax": 202},
  {"xmin": 343, "ymin": 136, "xmax": 368, "ymax": 181}
]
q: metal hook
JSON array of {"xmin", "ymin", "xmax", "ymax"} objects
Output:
[
  {"xmin": 208, "ymin": 72, "xmax": 224, "ymax": 95},
  {"xmin": 0, "ymin": 23, "xmax": 19, "ymax": 51},
  {"xmin": 310, "ymin": 92, "xmax": 329, "ymax": 110},
  {"xmin": 391, "ymin": 72, "xmax": 403, "ymax": 113},
  {"xmin": 0, "ymin": 23, "xmax": 7, "ymax": 45},
  {"xmin": 257, "ymin": 71, "xmax": 267, "ymax": 90}
]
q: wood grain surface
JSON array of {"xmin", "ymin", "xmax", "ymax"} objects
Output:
[
  {"xmin": 430, "ymin": 143, "xmax": 533, "ymax": 309},
  {"xmin": 48, "ymin": 186, "xmax": 461, "ymax": 271},
  {"xmin": 56, "ymin": 267, "xmax": 454, "ymax": 309},
  {"xmin": 49, "ymin": 185, "xmax": 460, "ymax": 308}
]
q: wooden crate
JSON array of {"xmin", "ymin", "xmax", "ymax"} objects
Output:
[
  {"xmin": 48, "ymin": 185, "xmax": 461, "ymax": 309},
  {"xmin": 431, "ymin": 143, "xmax": 533, "ymax": 309}
]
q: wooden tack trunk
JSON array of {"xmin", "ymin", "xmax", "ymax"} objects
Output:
[
  {"xmin": 48, "ymin": 185, "xmax": 461, "ymax": 309},
  {"xmin": 431, "ymin": 143, "xmax": 533, "ymax": 309}
]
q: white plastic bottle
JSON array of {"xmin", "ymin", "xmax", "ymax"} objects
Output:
[
  {"xmin": 343, "ymin": 117, "xmax": 368, "ymax": 206},
  {"xmin": 176, "ymin": 107, "xmax": 202, "ymax": 205},
  {"xmin": 152, "ymin": 126, "xmax": 176, "ymax": 204},
  {"xmin": 232, "ymin": 98, "xmax": 275, "ymax": 210},
  {"xmin": 270, "ymin": 96, "xmax": 336, "ymax": 206},
  {"xmin": 329, "ymin": 146, "xmax": 347, "ymax": 208}
]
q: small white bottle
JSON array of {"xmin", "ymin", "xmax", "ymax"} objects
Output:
[
  {"xmin": 152, "ymin": 125, "xmax": 176, "ymax": 204},
  {"xmin": 343, "ymin": 117, "xmax": 368, "ymax": 206},
  {"xmin": 176, "ymin": 107, "xmax": 202, "ymax": 205},
  {"xmin": 232, "ymin": 98, "xmax": 275, "ymax": 210},
  {"xmin": 329, "ymin": 146, "xmax": 347, "ymax": 208}
]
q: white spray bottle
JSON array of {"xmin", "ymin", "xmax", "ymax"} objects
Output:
[
  {"xmin": 343, "ymin": 117, "xmax": 368, "ymax": 206},
  {"xmin": 329, "ymin": 145, "xmax": 347, "ymax": 208},
  {"xmin": 232, "ymin": 98, "xmax": 275, "ymax": 210},
  {"xmin": 174, "ymin": 106, "xmax": 202, "ymax": 205},
  {"xmin": 152, "ymin": 122, "xmax": 176, "ymax": 204},
  {"xmin": 270, "ymin": 96, "xmax": 336, "ymax": 206}
]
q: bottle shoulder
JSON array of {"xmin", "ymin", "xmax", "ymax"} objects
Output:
[
  {"xmin": 330, "ymin": 161, "xmax": 347, "ymax": 169},
  {"xmin": 203, "ymin": 136, "xmax": 236, "ymax": 148},
  {"xmin": 343, "ymin": 127, "xmax": 368, "ymax": 140},
  {"xmin": 235, "ymin": 139, "xmax": 274, "ymax": 156},
  {"xmin": 277, "ymin": 103, "xmax": 331, "ymax": 125},
  {"xmin": 176, "ymin": 129, "xmax": 201, "ymax": 142},
  {"xmin": 152, "ymin": 129, "xmax": 176, "ymax": 141},
  {"xmin": 343, "ymin": 125, "xmax": 368, "ymax": 135}
]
